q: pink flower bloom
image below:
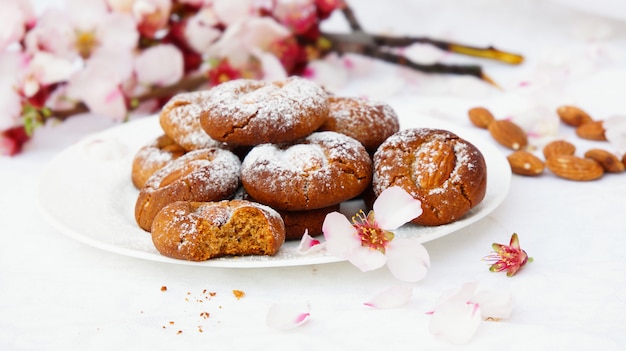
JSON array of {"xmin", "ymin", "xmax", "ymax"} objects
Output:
[
  {"xmin": 0, "ymin": 52, "xmax": 24, "ymax": 130},
  {"xmin": 134, "ymin": 44, "xmax": 184, "ymax": 86},
  {"xmin": 183, "ymin": 8, "xmax": 221, "ymax": 54},
  {"xmin": 322, "ymin": 186, "xmax": 429, "ymax": 282},
  {"xmin": 428, "ymin": 282, "xmax": 513, "ymax": 344},
  {"xmin": 273, "ymin": 0, "xmax": 317, "ymax": 35},
  {"xmin": 210, "ymin": 17, "xmax": 290, "ymax": 79},
  {"xmin": 0, "ymin": 0, "xmax": 35, "ymax": 51},
  {"xmin": 25, "ymin": 2, "xmax": 138, "ymax": 61},
  {"xmin": 483, "ymin": 233, "xmax": 531, "ymax": 277},
  {"xmin": 66, "ymin": 60, "xmax": 128, "ymax": 120},
  {"xmin": 266, "ymin": 301, "xmax": 311, "ymax": 330},
  {"xmin": 131, "ymin": 0, "xmax": 173, "ymax": 38}
]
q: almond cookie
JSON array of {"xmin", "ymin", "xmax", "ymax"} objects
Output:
[
  {"xmin": 151, "ymin": 200, "xmax": 285, "ymax": 261},
  {"xmin": 135, "ymin": 148, "xmax": 241, "ymax": 232},
  {"xmin": 373, "ymin": 128, "xmax": 487, "ymax": 226},
  {"xmin": 199, "ymin": 77, "xmax": 329, "ymax": 146},
  {"xmin": 241, "ymin": 131, "xmax": 372, "ymax": 211}
]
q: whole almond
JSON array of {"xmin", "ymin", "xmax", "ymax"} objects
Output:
[
  {"xmin": 584, "ymin": 149, "xmax": 625, "ymax": 173},
  {"xmin": 543, "ymin": 140, "xmax": 576, "ymax": 160},
  {"xmin": 414, "ymin": 139, "xmax": 455, "ymax": 189},
  {"xmin": 468, "ymin": 107, "xmax": 495, "ymax": 129},
  {"xmin": 545, "ymin": 155, "xmax": 604, "ymax": 181},
  {"xmin": 507, "ymin": 150, "xmax": 545, "ymax": 176},
  {"xmin": 487, "ymin": 119, "xmax": 528, "ymax": 150},
  {"xmin": 576, "ymin": 120, "xmax": 607, "ymax": 141},
  {"xmin": 556, "ymin": 105, "xmax": 593, "ymax": 127}
]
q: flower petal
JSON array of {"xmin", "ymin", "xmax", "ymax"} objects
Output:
[
  {"xmin": 347, "ymin": 246, "xmax": 386, "ymax": 272},
  {"xmin": 135, "ymin": 44, "xmax": 184, "ymax": 86},
  {"xmin": 364, "ymin": 285, "xmax": 412, "ymax": 309},
  {"xmin": 322, "ymin": 212, "xmax": 360, "ymax": 259},
  {"xmin": 429, "ymin": 300, "xmax": 482, "ymax": 345},
  {"xmin": 384, "ymin": 239, "xmax": 430, "ymax": 282},
  {"xmin": 296, "ymin": 230, "xmax": 326, "ymax": 255},
  {"xmin": 373, "ymin": 186, "xmax": 422, "ymax": 230},
  {"xmin": 472, "ymin": 289, "xmax": 513, "ymax": 320},
  {"xmin": 266, "ymin": 301, "xmax": 310, "ymax": 330}
]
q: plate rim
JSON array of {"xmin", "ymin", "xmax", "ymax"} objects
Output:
[{"xmin": 37, "ymin": 115, "xmax": 511, "ymax": 268}]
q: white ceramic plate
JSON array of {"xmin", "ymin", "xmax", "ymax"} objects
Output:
[{"xmin": 37, "ymin": 115, "xmax": 511, "ymax": 268}]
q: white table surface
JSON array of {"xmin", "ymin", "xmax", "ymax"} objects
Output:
[{"xmin": 2, "ymin": 0, "xmax": 626, "ymax": 350}]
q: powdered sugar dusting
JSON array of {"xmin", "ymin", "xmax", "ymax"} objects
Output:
[{"xmin": 203, "ymin": 77, "xmax": 328, "ymax": 136}]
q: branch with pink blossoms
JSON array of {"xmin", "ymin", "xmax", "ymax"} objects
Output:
[{"xmin": 0, "ymin": 0, "xmax": 523, "ymax": 156}]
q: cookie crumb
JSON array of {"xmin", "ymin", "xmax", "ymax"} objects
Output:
[
  {"xmin": 232, "ymin": 289, "xmax": 245, "ymax": 299},
  {"xmin": 160, "ymin": 285, "xmax": 167, "ymax": 292}
]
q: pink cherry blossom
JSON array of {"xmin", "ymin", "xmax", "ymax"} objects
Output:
[
  {"xmin": 0, "ymin": 0, "xmax": 35, "ymax": 51},
  {"xmin": 66, "ymin": 60, "xmax": 128, "ymax": 120},
  {"xmin": 183, "ymin": 8, "xmax": 222, "ymax": 54},
  {"xmin": 273, "ymin": 0, "xmax": 317, "ymax": 35},
  {"xmin": 210, "ymin": 17, "xmax": 291, "ymax": 79},
  {"xmin": 134, "ymin": 44, "xmax": 184, "ymax": 86},
  {"xmin": 0, "ymin": 52, "xmax": 25, "ymax": 130},
  {"xmin": 131, "ymin": 0, "xmax": 173, "ymax": 38},
  {"xmin": 428, "ymin": 282, "xmax": 513, "ymax": 344},
  {"xmin": 322, "ymin": 186, "xmax": 430, "ymax": 282}
]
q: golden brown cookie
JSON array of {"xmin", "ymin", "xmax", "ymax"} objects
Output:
[
  {"xmin": 151, "ymin": 200, "xmax": 285, "ymax": 261},
  {"xmin": 319, "ymin": 96, "xmax": 400, "ymax": 153},
  {"xmin": 131, "ymin": 134, "xmax": 187, "ymax": 189},
  {"xmin": 373, "ymin": 128, "xmax": 487, "ymax": 226},
  {"xmin": 199, "ymin": 77, "xmax": 329, "ymax": 146},
  {"xmin": 241, "ymin": 131, "xmax": 372, "ymax": 211},
  {"xmin": 135, "ymin": 148, "xmax": 241, "ymax": 232},
  {"xmin": 159, "ymin": 91, "xmax": 229, "ymax": 151}
]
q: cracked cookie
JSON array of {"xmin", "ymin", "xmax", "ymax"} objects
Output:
[
  {"xmin": 199, "ymin": 77, "xmax": 329, "ymax": 146},
  {"xmin": 373, "ymin": 128, "xmax": 487, "ymax": 226},
  {"xmin": 135, "ymin": 148, "xmax": 242, "ymax": 232},
  {"xmin": 319, "ymin": 96, "xmax": 400, "ymax": 153},
  {"xmin": 240, "ymin": 131, "xmax": 372, "ymax": 211},
  {"xmin": 131, "ymin": 134, "xmax": 187, "ymax": 189}
]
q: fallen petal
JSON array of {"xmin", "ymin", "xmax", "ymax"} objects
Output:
[
  {"xmin": 429, "ymin": 299, "xmax": 481, "ymax": 345},
  {"xmin": 364, "ymin": 285, "xmax": 412, "ymax": 309},
  {"xmin": 472, "ymin": 289, "xmax": 513, "ymax": 320},
  {"xmin": 373, "ymin": 186, "xmax": 423, "ymax": 230},
  {"xmin": 266, "ymin": 301, "xmax": 311, "ymax": 330},
  {"xmin": 385, "ymin": 239, "xmax": 430, "ymax": 282},
  {"xmin": 296, "ymin": 230, "xmax": 326, "ymax": 255}
]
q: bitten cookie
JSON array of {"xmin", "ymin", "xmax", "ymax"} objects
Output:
[
  {"xmin": 159, "ymin": 91, "xmax": 227, "ymax": 151},
  {"xmin": 135, "ymin": 148, "xmax": 241, "ymax": 232},
  {"xmin": 241, "ymin": 131, "xmax": 372, "ymax": 211},
  {"xmin": 131, "ymin": 134, "xmax": 187, "ymax": 189},
  {"xmin": 151, "ymin": 200, "xmax": 285, "ymax": 261},
  {"xmin": 319, "ymin": 96, "xmax": 400, "ymax": 153},
  {"xmin": 199, "ymin": 77, "xmax": 329, "ymax": 146},
  {"xmin": 373, "ymin": 128, "xmax": 487, "ymax": 226}
]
